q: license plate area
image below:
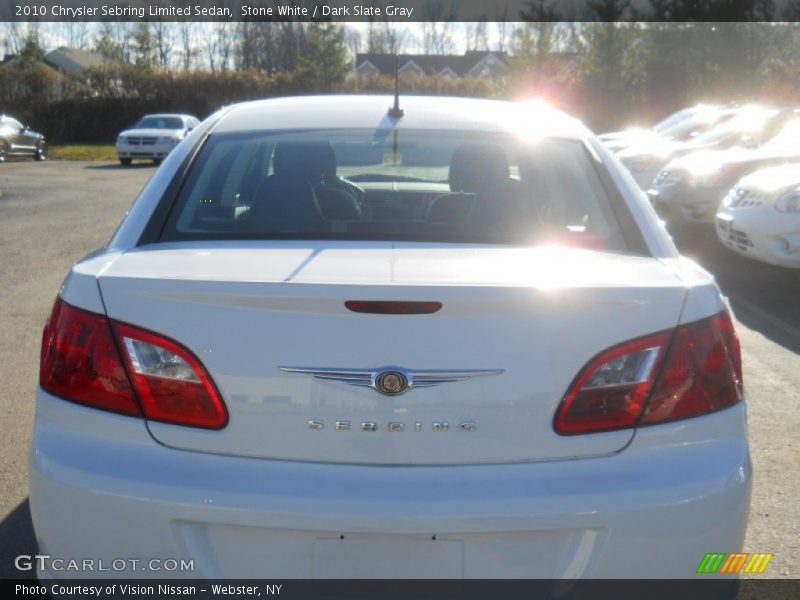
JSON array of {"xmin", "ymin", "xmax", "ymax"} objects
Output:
[
  {"xmin": 716, "ymin": 214, "xmax": 733, "ymax": 235},
  {"xmin": 313, "ymin": 535, "xmax": 464, "ymax": 579}
]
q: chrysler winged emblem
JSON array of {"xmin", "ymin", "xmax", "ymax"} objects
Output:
[{"xmin": 279, "ymin": 366, "xmax": 504, "ymax": 396}]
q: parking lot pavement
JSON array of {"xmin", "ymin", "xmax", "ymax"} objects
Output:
[
  {"xmin": 675, "ymin": 231, "xmax": 800, "ymax": 578},
  {"xmin": 0, "ymin": 161, "xmax": 154, "ymax": 578},
  {"xmin": 0, "ymin": 161, "xmax": 797, "ymax": 579}
]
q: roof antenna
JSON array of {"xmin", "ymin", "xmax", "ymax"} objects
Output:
[{"xmin": 388, "ymin": 54, "xmax": 404, "ymax": 119}]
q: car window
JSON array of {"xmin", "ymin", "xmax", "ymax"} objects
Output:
[
  {"xmin": 1, "ymin": 117, "xmax": 23, "ymax": 132},
  {"xmin": 160, "ymin": 129, "xmax": 631, "ymax": 251},
  {"xmin": 134, "ymin": 116, "xmax": 185, "ymax": 129}
]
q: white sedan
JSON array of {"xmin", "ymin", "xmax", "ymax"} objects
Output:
[
  {"xmin": 116, "ymin": 113, "xmax": 199, "ymax": 166},
  {"xmin": 32, "ymin": 96, "xmax": 749, "ymax": 580},
  {"xmin": 716, "ymin": 163, "xmax": 800, "ymax": 269}
]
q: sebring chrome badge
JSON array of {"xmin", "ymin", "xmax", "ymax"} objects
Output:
[
  {"xmin": 279, "ymin": 366, "xmax": 502, "ymax": 433},
  {"xmin": 278, "ymin": 366, "xmax": 503, "ymax": 396},
  {"xmin": 374, "ymin": 370, "xmax": 408, "ymax": 395},
  {"xmin": 307, "ymin": 419, "xmax": 477, "ymax": 433}
]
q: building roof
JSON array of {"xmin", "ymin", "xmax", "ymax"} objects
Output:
[
  {"xmin": 355, "ymin": 52, "xmax": 508, "ymax": 78},
  {"xmin": 45, "ymin": 47, "xmax": 105, "ymax": 77},
  {"xmin": 0, "ymin": 54, "xmax": 63, "ymax": 78}
]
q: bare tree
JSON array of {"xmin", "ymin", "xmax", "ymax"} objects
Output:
[
  {"xmin": 103, "ymin": 22, "xmax": 132, "ymax": 63},
  {"xmin": 62, "ymin": 22, "xmax": 90, "ymax": 51},
  {"xmin": 345, "ymin": 26, "xmax": 362, "ymax": 60},
  {"xmin": 421, "ymin": 1, "xmax": 457, "ymax": 55},
  {"xmin": 3, "ymin": 22, "xmax": 32, "ymax": 55},
  {"xmin": 178, "ymin": 22, "xmax": 197, "ymax": 71},
  {"xmin": 206, "ymin": 22, "xmax": 234, "ymax": 72},
  {"xmin": 235, "ymin": 22, "xmax": 258, "ymax": 70},
  {"xmin": 364, "ymin": 22, "xmax": 406, "ymax": 54},
  {"xmin": 152, "ymin": 20, "xmax": 175, "ymax": 69},
  {"xmin": 494, "ymin": 8, "xmax": 510, "ymax": 53},
  {"xmin": 465, "ymin": 20, "xmax": 489, "ymax": 52}
]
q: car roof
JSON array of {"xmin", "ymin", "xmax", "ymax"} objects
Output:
[
  {"xmin": 139, "ymin": 113, "xmax": 196, "ymax": 120},
  {"xmin": 213, "ymin": 95, "xmax": 588, "ymax": 139}
]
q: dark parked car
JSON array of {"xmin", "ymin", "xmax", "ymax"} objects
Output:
[{"xmin": 0, "ymin": 115, "xmax": 47, "ymax": 162}]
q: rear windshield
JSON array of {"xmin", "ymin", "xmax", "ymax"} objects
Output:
[
  {"xmin": 160, "ymin": 129, "xmax": 630, "ymax": 250},
  {"xmin": 136, "ymin": 116, "xmax": 185, "ymax": 129}
]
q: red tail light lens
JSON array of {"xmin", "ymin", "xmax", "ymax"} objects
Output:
[
  {"xmin": 40, "ymin": 298, "xmax": 140, "ymax": 416},
  {"xmin": 115, "ymin": 323, "xmax": 227, "ymax": 429},
  {"xmin": 555, "ymin": 311, "xmax": 743, "ymax": 435},
  {"xmin": 554, "ymin": 332, "xmax": 669, "ymax": 434},
  {"xmin": 40, "ymin": 297, "xmax": 227, "ymax": 429},
  {"xmin": 642, "ymin": 312, "xmax": 742, "ymax": 425}
]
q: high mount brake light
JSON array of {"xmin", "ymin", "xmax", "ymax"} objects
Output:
[
  {"xmin": 40, "ymin": 298, "xmax": 227, "ymax": 429},
  {"xmin": 345, "ymin": 300, "xmax": 442, "ymax": 314},
  {"xmin": 555, "ymin": 311, "xmax": 742, "ymax": 435}
]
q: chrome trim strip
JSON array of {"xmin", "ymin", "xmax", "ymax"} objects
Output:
[{"xmin": 279, "ymin": 366, "xmax": 504, "ymax": 395}]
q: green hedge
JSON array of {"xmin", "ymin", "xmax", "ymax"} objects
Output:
[{"xmin": 1, "ymin": 69, "xmax": 514, "ymax": 143}]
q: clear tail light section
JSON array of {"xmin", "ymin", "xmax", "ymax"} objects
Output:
[
  {"xmin": 40, "ymin": 298, "xmax": 140, "ymax": 416},
  {"xmin": 555, "ymin": 311, "xmax": 742, "ymax": 435},
  {"xmin": 554, "ymin": 332, "xmax": 670, "ymax": 434},
  {"xmin": 115, "ymin": 323, "xmax": 227, "ymax": 429},
  {"xmin": 40, "ymin": 297, "xmax": 227, "ymax": 429}
]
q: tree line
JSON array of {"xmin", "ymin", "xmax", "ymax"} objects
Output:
[{"xmin": 2, "ymin": 0, "xmax": 800, "ymax": 141}]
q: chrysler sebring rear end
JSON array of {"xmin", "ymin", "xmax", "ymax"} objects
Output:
[{"xmin": 30, "ymin": 96, "xmax": 750, "ymax": 579}]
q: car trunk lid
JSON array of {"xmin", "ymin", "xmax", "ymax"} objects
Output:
[{"xmin": 97, "ymin": 242, "xmax": 688, "ymax": 465}]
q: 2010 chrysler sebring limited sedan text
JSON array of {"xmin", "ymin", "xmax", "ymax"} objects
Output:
[{"xmin": 31, "ymin": 96, "xmax": 750, "ymax": 580}]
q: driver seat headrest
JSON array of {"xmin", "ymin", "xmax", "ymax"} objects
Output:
[
  {"xmin": 273, "ymin": 141, "xmax": 336, "ymax": 183},
  {"xmin": 449, "ymin": 144, "xmax": 510, "ymax": 193}
]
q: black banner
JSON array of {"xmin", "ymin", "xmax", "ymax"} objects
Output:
[
  {"xmin": 0, "ymin": 0, "xmax": 792, "ymax": 23},
  {"xmin": 5, "ymin": 579, "xmax": 800, "ymax": 600}
]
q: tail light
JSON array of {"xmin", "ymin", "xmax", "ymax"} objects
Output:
[
  {"xmin": 40, "ymin": 298, "xmax": 227, "ymax": 429},
  {"xmin": 555, "ymin": 311, "xmax": 742, "ymax": 435},
  {"xmin": 115, "ymin": 323, "xmax": 227, "ymax": 429},
  {"xmin": 40, "ymin": 298, "xmax": 140, "ymax": 416}
]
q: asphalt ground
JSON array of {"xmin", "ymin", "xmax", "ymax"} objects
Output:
[{"xmin": 0, "ymin": 160, "xmax": 797, "ymax": 581}]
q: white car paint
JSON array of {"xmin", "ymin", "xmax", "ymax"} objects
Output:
[
  {"xmin": 716, "ymin": 163, "xmax": 800, "ymax": 268},
  {"xmin": 116, "ymin": 113, "xmax": 199, "ymax": 163},
  {"xmin": 31, "ymin": 95, "xmax": 750, "ymax": 580}
]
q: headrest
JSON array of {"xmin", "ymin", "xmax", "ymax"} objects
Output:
[
  {"xmin": 449, "ymin": 144, "xmax": 510, "ymax": 193},
  {"xmin": 273, "ymin": 141, "xmax": 336, "ymax": 182}
]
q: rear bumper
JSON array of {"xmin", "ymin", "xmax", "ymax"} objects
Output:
[
  {"xmin": 716, "ymin": 208, "xmax": 800, "ymax": 269},
  {"xmin": 30, "ymin": 390, "xmax": 751, "ymax": 579}
]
